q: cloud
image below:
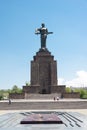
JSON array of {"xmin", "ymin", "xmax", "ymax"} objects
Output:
[
  {"xmin": 59, "ymin": 70, "xmax": 87, "ymax": 87},
  {"xmin": 58, "ymin": 78, "xmax": 65, "ymax": 85}
]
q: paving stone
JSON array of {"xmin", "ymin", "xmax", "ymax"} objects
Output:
[{"xmin": 0, "ymin": 111, "xmax": 87, "ymax": 130}]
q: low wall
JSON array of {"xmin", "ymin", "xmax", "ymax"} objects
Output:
[
  {"xmin": 9, "ymin": 92, "xmax": 80, "ymax": 99},
  {"xmin": 9, "ymin": 93, "xmax": 25, "ymax": 99},
  {"xmin": 63, "ymin": 92, "xmax": 80, "ymax": 98}
]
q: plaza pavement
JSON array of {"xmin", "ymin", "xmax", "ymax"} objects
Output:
[
  {"xmin": 0, "ymin": 109, "xmax": 87, "ymax": 115},
  {"xmin": 1, "ymin": 98, "xmax": 87, "ymax": 102},
  {"xmin": 0, "ymin": 98, "xmax": 87, "ymax": 116}
]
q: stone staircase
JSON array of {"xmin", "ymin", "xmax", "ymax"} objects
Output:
[{"xmin": 24, "ymin": 93, "xmax": 61, "ymax": 99}]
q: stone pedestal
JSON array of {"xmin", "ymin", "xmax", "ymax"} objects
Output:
[
  {"xmin": 23, "ymin": 48, "xmax": 65, "ymax": 94},
  {"xmin": 31, "ymin": 48, "xmax": 58, "ymax": 94}
]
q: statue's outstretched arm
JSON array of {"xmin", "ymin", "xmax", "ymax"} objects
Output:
[
  {"xmin": 35, "ymin": 29, "xmax": 40, "ymax": 34},
  {"xmin": 47, "ymin": 32, "xmax": 53, "ymax": 34}
]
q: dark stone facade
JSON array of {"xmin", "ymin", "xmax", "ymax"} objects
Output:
[{"xmin": 23, "ymin": 48, "xmax": 66, "ymax": 94}]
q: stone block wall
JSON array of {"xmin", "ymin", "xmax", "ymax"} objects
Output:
[
  {"xmin": 51, "ymin": 85, "xmax": 66, "ymax": 93},
  {"xmin": 9, "ymin": 92, "xmax": 80, "ymax": 99},
  {"xmin": 9, "ymin": 93, "xmax": 25, "ymax": 99},
  {"xmin": 23, "ymin": 85, "xmax": 40, "ymax": 93},
  {"xmin": 63, "ymin": 92, "xmax": 80, "ymax": 98}
]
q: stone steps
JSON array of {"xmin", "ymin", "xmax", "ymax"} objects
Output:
[{"xmin": 24, "ymin": 93, "xmax": 61, "ymax": 99}]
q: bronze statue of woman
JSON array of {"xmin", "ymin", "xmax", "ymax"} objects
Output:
[{"xmin": 35, "ymin": 23, "xmax": 53, "ymax": 49}]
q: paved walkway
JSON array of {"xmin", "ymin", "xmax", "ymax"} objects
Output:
[
  {"xmin": 1, "ymin": 98, "xmax": 87, "ymax": 102},
  {"xmin": 0, "ymin": 99, "xmax": 87, "ymax": 115},
  {"xmin": 0, "ymin": 110, "xmax": 87, "ymax": 129},
  {"xmin": 0, "ymin": 99, "xmax": 87, "ymax": 130},
  {"xmin": 0, "ymin": 109, "xmax": 87, "ymax": 116}
]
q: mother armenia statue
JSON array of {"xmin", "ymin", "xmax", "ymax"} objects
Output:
[{"xmin": 35, "ymin": 23, "xmax": 53, "ymax": 49}]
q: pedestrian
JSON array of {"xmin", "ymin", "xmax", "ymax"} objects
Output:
[
  {"xmin": 8, "ymin": 98, "xmax": 11, "ymax": 105},
  {"xmin": 57, "ymin": 96, "xmax": 59, "ymax": 101},
  {"xmin": 54, "ymin": 97, "xmax": 55, "ymax": 101}
]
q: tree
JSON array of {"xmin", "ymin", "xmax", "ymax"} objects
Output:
[
  {"xmin": 25, "ymin": 81, "xmax": 30, "ymax": 86},
  {"xmin": 11, "ymin": 85, "xmax": 22, "ymax": 93},
  {"xmin": 74, "ymin": 88, "xmax": 87, "ymax": 99},
  {"xmin": 0, "ymin": 95, "xmax": 3, "ymax": 100},
  {"xmin": 65, "ymin": 87, "xmax": 71, "ymax": 93}
]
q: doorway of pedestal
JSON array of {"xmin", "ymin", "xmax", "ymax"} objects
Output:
[{"xmin": 42, "ymin": 89, "xmax": 47, "ymax": 94}]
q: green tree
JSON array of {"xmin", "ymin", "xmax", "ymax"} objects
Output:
[
  {"xmin": 25, "ymin": 81, "xmax": 30, "ymax": 86},
  {"xmin": 0, "ymin": 89, "xmax": 5, "ymax": 100},
  {"xmin": 74, "ymin": 88, "xmax": 87, "ymax": 99},
  {"xmin": 65, "ymin": 87, "xmax": 72, "ymax": 93},
  {"xmin": 11, "ymin": 85, "xmax": 22, "ymax": 93},
  {"xmin": 0, "ymin": 95, "xmax": 3, "ymax": 100}
]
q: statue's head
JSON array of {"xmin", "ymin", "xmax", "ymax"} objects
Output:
[{"xmin": 41, "ymin": 23, "xmax": 45, "ymax": 27}]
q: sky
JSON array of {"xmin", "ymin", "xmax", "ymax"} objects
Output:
[{"xmin": 0, "ymin": 0, "xmax": 87, "ymax": 89}]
